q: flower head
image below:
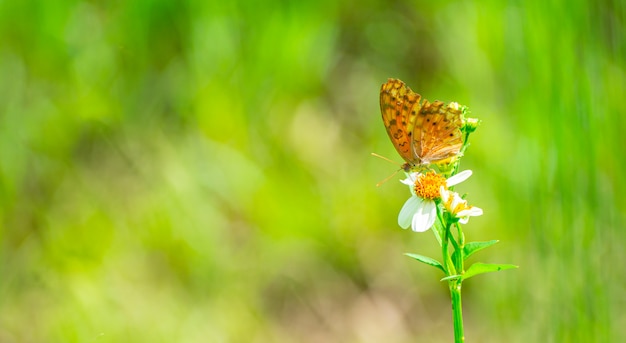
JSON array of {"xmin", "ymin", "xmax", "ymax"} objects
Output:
[
  {"xmin": 440, "ymin": 187, "xmax": 483, "ymax": 224},
  {"xmin": 463, "ymin": 117, "xmax": 481, "ymax": 133},
  {"xmin": 398, "ymin": 170, "xmax": 473, "ymax": 232}
]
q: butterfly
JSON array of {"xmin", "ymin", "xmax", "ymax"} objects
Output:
[{"xmin": 379, "ymin": 78, "xmax": 464, "ymax": 172}]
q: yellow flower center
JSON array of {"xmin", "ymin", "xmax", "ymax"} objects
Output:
[
  {"xmin": 414, "ymin": 172, "xmax": 447, "ymax": 200},
  {"xmin": 444, "ymin": 195, "xmax": 469, "ymax": 215}
]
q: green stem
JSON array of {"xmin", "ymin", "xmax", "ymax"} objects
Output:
[
  {"xmin": 441, "ymin": 222, "xmax": 455, "ymax": 275},
  {"xmin": 441, "ymin": 119, "xmax": 472, "ymax": 342},
  {"xmin": 451, "ymin": 221, "xmax": 465, "ymax": 342},
  {"xmin": 439, "ymin": 205, "xmax": 466, "ymax": 343},
  {"xmin": 438, "ymin": 207, "xmax": 455, "ymax": 275},
  {"xmin": 455, "ymin": 222, "xmax": 465, "ymax": 249},
  {"xmin": 453, "ymin": 221, "xmax": 465, "ymax": 275},
  {"xmin": 449, "ymin": 280, "xmax": 465, "ymax": 342}
]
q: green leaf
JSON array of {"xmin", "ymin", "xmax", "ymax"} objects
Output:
[
  {"xmin": 404, "ymin": 253, "xmax": 445, "ymax": 273},
  {"xmin": 463, "ymin": 240, "xmax": 499, "ymax": 260},
  {"xmin": 462, "ymin": 263, "xmax": 518, "ymax": 281},
  {"xmin": 440, "ymin": 274, "xmax": 461, "ymax": 282}
]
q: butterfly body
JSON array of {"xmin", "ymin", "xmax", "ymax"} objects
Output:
[{"xmin": 380, "ymin": 78, "xmax": 464, "ymax": 172}]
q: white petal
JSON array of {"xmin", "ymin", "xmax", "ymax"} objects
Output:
[
  {"xmin": 398, "ymin": 196, "xmax": 422, "ymax": 229},
  {"xmin": 411, "ymin": 200, "xmax": 436, "ymax": 232},
  {"xmin": 458, "ymin": 207, "xmax": 483, "ymax": 217},
  {"xmin": 439, "ymin": 186, "xmax": 450, "ymax": 202},
  {"xmin": 446, "ymin": 170, "xmax": 472, "ymax": 187},
  {"xmin": 458, "ymin": 207, "xmax": 483, "ymax": 224},
  {"xmin": 470, "ymin": 207, "xmax": 484, "ymax": 216},
  {"xmin": 400, "ymin": 172, "xmax": 419, "ymax": 186}
]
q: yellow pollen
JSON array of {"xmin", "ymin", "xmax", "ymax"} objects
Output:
[
  {"xmin": 454, "ymin": 202, "xmax": 468, "ymax": 214},
  {"xmin": 446, "ymin": 196, "xmax": 468, "ymax": 214},
  {"xmin": 414, "ymin": 172, "xmax": 447, "ymax": 200}
]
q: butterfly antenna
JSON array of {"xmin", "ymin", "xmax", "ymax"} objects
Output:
[
  {"xmin": 371, "ymin": 152, "xmax": 406, "ymax": 187},
  {"xmin": 371, "ymin": 152, "xmax": 401, "ymax": 165},
  {"xmin": 376, "ymin": 169, "xmax": 401, "ymax": 187}
]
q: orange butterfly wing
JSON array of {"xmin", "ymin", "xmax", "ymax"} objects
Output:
[
  {"xmin": 380, "ymin": 78, "xmax": 464, "ymax": 169},
  {"xmin": 380, "ymin": 78, "xmax": 423, "ymax": 166},
  {"xmin": 413, "ymin": 99, "xmax": 464, "ymax": 164}
]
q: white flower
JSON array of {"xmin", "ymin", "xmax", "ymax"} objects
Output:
[
  {"xmin": 398, "ymin": 170, "xmax": 473, "ymax": 232},
  {"xmin": 440, "ymin": 187, "xmax": 483, "ymax": 224}
]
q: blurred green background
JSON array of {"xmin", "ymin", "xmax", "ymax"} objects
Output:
[{"xmin": 1, "ymin": 0, "xmax": 624, "ymax": 342}]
